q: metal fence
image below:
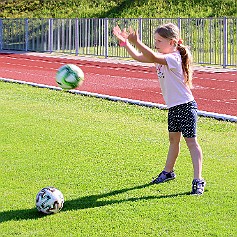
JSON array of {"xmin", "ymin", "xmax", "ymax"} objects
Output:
[{"xmin": 0, "ymin": 17, "xmax": 236, "ymax": 68}]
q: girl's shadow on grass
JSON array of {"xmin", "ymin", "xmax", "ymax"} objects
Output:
[{"xmin": 0, "ymin": 183, "xmax": 190, "ymax": 223}]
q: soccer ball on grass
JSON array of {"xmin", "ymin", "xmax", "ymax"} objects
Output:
[
  {"xmin": 36, "ymin": 186, "xmax": 64, "ymax": 214},
  {"xmin": 56, "ymin": 64, "xmax": 84, "ymax": 90}
]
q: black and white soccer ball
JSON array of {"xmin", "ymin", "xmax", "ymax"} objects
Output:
[{"xmin": 36, "ymin": 187, "xmax": 64, "ymax": 214}]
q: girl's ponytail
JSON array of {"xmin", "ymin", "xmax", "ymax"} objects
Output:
[{"xmin": 177, "ymin": 44, "xmax": 193, "ymax": 88}]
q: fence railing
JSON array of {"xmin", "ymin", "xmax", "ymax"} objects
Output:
[{"xmin": 0, "ymin": 18, "xmax": 236, "ymax": 68}]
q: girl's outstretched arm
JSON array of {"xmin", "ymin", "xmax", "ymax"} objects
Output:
[
  {"xmin": 113, "ymin": 26, "xmax": 154, "ymax": 63},
  {"xmin": 128, "ymin": 28, "xmax": 167, "ymax": 65}
]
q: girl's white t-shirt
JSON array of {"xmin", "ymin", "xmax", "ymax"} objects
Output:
[{"xmin": 155, "ymin": 51, "xmax": 194, "ymax": 108}]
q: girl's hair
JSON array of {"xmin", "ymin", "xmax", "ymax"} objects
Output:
[{"xmin": 155, "ymin": 23, "xmax": 193, "ymax": 88}]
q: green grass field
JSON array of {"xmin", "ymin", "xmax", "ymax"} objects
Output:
[{"xmin": 0, "ymin": 81, "xmax": 236, "ymax": 236}]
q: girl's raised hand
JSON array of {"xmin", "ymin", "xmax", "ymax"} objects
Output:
[
  {"xmin": 113, "ymin": 25, "xmax": 128, "ymax": 46},
  {"xmin": 113, "ymin": 25, "xmax": 140, "ymax": 47},
  {"xmin": 127, "ymin": 27, "xmax": 139, "ymax": 44}
]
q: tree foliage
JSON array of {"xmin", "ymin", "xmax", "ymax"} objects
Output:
[{"xmin": 0, "ymin": 0, "xmax": 236, "ymax": 18}]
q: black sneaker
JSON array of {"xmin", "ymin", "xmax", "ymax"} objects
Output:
[
  {"xmin": 191, "ymin": 179, "xmax": 206, "ymax": 195},
  {"xmin": 151, "ymin": 170, "xmax": 176, "ymax": 184}
]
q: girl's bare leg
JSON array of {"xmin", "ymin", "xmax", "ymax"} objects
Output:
[
  {"xmin": 164, "ymin": 132, "xmax": 182, "ymax": 172},
  {"xmin": 184, "ymin": 137, "xmax": 203, "ymax": 179}
]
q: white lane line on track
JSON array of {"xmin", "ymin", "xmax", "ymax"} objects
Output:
[
  {"xmin": 196, "ymin": 97, "xmax": 236, "ymax": 105},
  {"xmin": 0, "ymin": 65, "xmax": 160, "ymax": 83},
  {"xmin": 1, "ymin": 58, "xmax": 153, "ymax": 75},
  {"xmin": 0, "ymin": 68, "xmax": 160, "ymax": 92},
  {"xmin": 2, "ymin": 55, "xmax": 236, "ymax": 81},
  {"xmin": 0, "ymin": 67, "xmax": 232, "ymax": 89},
  {"xmin": 1, "ymin": 77, "xmax": 236, "ymax": 122},
  {"xmin": 0, "ymin": 68, "xmax": 54, "ymax": 78},
  {"xmin": 193, "ymin": 76, "xmax": 236, "ymax": 83},
  {"xmin": 1, "ymin": 68, "xmax": 236, "ymax": 106},
  {"xmin": 3, "ymin": 60, "xmax": 235, "ymax": 88}
]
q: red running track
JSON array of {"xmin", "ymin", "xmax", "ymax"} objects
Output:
[{"xmin": 0, "ymin": 52, "xmax": 236, "ymax": 116}]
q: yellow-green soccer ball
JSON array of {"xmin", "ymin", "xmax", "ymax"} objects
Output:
[{"xmin": 56, "ymin": 64, "xmax": 84, "ymax": 90}]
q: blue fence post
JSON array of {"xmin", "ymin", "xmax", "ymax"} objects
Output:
[
  {"xmin": 49, "ymin": 18, "xmax": 53, "ymax": 53},
  {"xmin": 25, "ymin": 18, "xmax": 29, "ymax": 52},
  {"xmin": 138, "ymin": 17, "xmax": 142, "ymax": 41},
  {"xmin": 0, "ymin": 19, "xmax": 2, "ymax": 50},
  {"xmin": 223, "ymin": 17, "xmax": 228, "ymax": 68},
  {"xmin": 104, "ymin": 18, "xmax": 109, "ymax": 58},
  {"xmin": 75, "ymin": 18, "xmax": 79, "ymax": 56},
  {"xmin": 177, "ymin": 17, "xmax": 181, "ymax": 32}
]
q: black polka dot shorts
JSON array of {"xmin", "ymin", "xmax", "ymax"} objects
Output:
[{"xmin": 168, "ymin": 100, "xmax": 198, "ymax": 138}]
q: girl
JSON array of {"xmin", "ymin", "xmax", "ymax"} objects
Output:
[{"xmin": 113, "ymin": 23, "xmax": 206, "ymax": 195}]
